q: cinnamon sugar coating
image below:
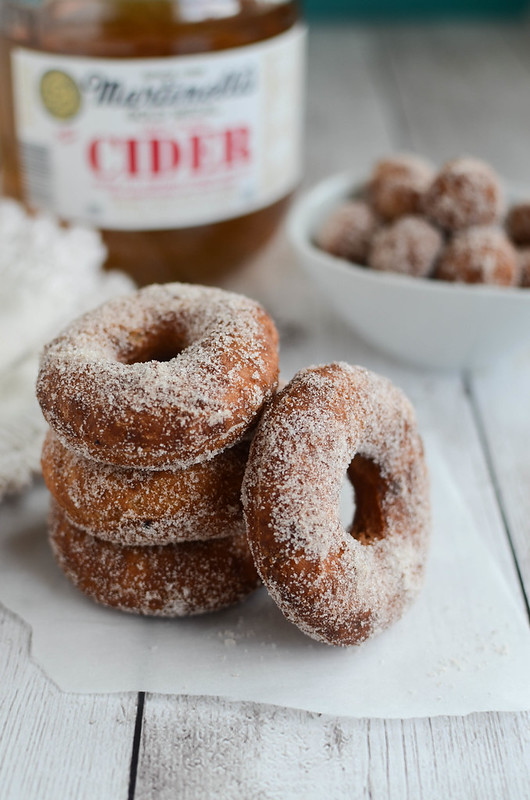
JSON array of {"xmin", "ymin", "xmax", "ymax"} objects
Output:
[
  {"xmin": 423, "ymin": 157, "xmax": 503, "ymax": 231},
  {"xmin": 42, "ymin": 430, "xmax": 249, "ymax": 545},
  {"xmin": 37, "ymin": 283, "xmax": 279, "ymax": 469},
  {"xmin": 435, "ymin": 227, "xmax": 519, "ymax": 286},
  {"xmin": 367, "ymin": 154, "xmax": 434, "ymax": 221},
  {"xmin": 242, "ymin": 363, "xmax": 431, "ymax": 647},
  {"xmin": 369, "ymin": 215, "xmax": 443, "ymax": 277},
  {"xmin": 49, "ymin": 500, "xmax": 261, "ymax": 616},
  {"xmin": 506, "ymin": 202, "xmax": 530, "ymax": 246},
  {"xmin": 315, "ymin": 200, "xmax": 379, "ymax": 264}
]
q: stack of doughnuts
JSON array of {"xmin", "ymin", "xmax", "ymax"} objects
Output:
[
  {"xmin": 36, "ymin": 283, "xmax": 279, "ymax": 617},
  {"xmin": 37, "ymin": 283, "xmax": 432, "ymax": 647}
]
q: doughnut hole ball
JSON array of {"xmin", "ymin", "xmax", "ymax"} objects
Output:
[
  {"xmin": 517, "ymin": 248, "xmax": 530, "ymax": 287},
  {"xmin": 435, "ymin": 227, "xmax": 519, "ymax": 286},
  {"xmin": 506, "ymin": 202, "xmax": 530, "ymax": 246},
  {"xmin": 368, "ymin": 215, "xmax": 443, "ymax": 278},
  {"xmin": 315, "ymin": 200, "xmax": 379, "ymax": 265},
  {"xmin": 367, "ymin": 154, "xmax": 435, "ymax": 221},
  {"xmin": 423, "ymin": 157, "xmax": 503, "ymax": 231}
]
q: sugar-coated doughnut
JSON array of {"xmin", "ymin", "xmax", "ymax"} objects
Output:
[
  {"xmin": 41, "ymin": 429, "xmax": 249, "ymax": 545},
  {"xmin": 37, "ymin": 283, "xmax": 279, "ymax": 469},
  {"xmin": 49, "ymin": 500, "xmax": 261, "ymax": 616},
  {"xmin": 435, "ymin": 227, "xmax": 519, "ymax": 286},
  {"xmin": 423, "ymin": 157, "xmax": 503, "ymax": 231},
  {"xmin": 368, "ymin": 215, "xmax": 443, "ymax": 277},
  {"xmin": 367, "ymin": 154, "xmax": 434, "ymax": 221},
  {"xmin": 242, "ymin": 363, "xmax": 431, "ymax": 647},
  {"xmin": 315, "ymin": 200, "xmax": 379, "ymax": 264}
]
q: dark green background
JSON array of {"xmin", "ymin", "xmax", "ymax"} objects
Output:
[{"xmin": 304, "ymin": 0, "xmax": 528, "ymax": 18}]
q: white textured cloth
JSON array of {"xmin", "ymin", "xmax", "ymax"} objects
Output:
[{"xmin": 0, "ymin": 199, "xmax": 134, "ymax": 498}]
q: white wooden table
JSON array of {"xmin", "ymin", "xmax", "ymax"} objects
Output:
[{"xmin": 2, "ymin": 24, "xmax": 530, "ymax": 798}]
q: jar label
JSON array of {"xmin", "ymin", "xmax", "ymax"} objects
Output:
[{"xmin": 11, "ymin": 25, "xmax": 305, "ymax": 230}]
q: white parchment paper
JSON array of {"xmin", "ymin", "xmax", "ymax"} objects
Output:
[{"xmin": 0, "ymin": 444, "xmax": 529, "ymax": 718}]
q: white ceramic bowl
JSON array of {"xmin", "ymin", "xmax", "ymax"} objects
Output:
[{"xmin": 288, "ymin": 173, "xmax": 530, "ymax": 370}]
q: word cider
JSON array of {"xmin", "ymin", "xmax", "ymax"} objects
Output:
[{"xmin": 0, "ymin": 0, "xmax": 305, "ymax": 283}]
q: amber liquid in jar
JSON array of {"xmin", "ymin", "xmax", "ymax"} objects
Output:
[{"xmin": 0, "ymin": 0, "xmax": 302, "ymax": 284}]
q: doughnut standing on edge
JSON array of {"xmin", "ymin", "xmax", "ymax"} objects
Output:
[
  {"xmin": 36, "ymin": 282, "xmax": 279, "ymax": 470},
  {"xmin": 49, "ymin": 501, "xmax": 261, "ymax": 617},
  {"xmin": 242, "ymin": 363, "xmax": 431, "ymax": 647},
  {"xmin": 41, "ymin": 429, "xmax": 249, "ymax": 546}
]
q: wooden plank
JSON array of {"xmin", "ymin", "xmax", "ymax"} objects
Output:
[
  {"xmin": 381, "ymin": 18, "xmax": 530, "ymax": 591},
  {"xmin": 2, "ymin": 25, "xmax": 529, "ymax": 800},
  {"xmin": 303, "ymin": 27, "xmax": 395, "ymax": 182},
  {"xmin": 135, "ymin": 695, "xmax": 530, "ymax": 800},
  {"xmin": 379, "ymin": 23, "xmax": 530, "ymax": 183},
  {"xmin": 366, "ymin": 21, "xmax": 530, "ymax": 595},
  {"xmin": 0, "ymin": 606, "xmax": 137, "ymax": 800},
  {"xmin": 134, "ymin": 309, "xmax": 529, "ymax": 797},
  {"xmin": 501, "ymin": 20, "xmax": 530, "ymax": 90},
  {"xmin": 137, "ymin": 25, "xmax": 530, "ymax": 797},
  {"xmin": 467, "ymin": 354, "xmax": 530, "ymax": 606}
]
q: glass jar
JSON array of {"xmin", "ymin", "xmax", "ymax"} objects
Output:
[{"xmin": 0, "ymin": 0, "xmax": 304, "ymax": 285}]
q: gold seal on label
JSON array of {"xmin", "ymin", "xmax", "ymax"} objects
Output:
[{"xmin": 40, "ymin": 70, "xmax": 81, "ymax": 120}]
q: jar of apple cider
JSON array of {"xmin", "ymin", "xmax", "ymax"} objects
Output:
[{"xmin": 0, "ymin": 0, "xmax": 304, "ymax": 284}]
